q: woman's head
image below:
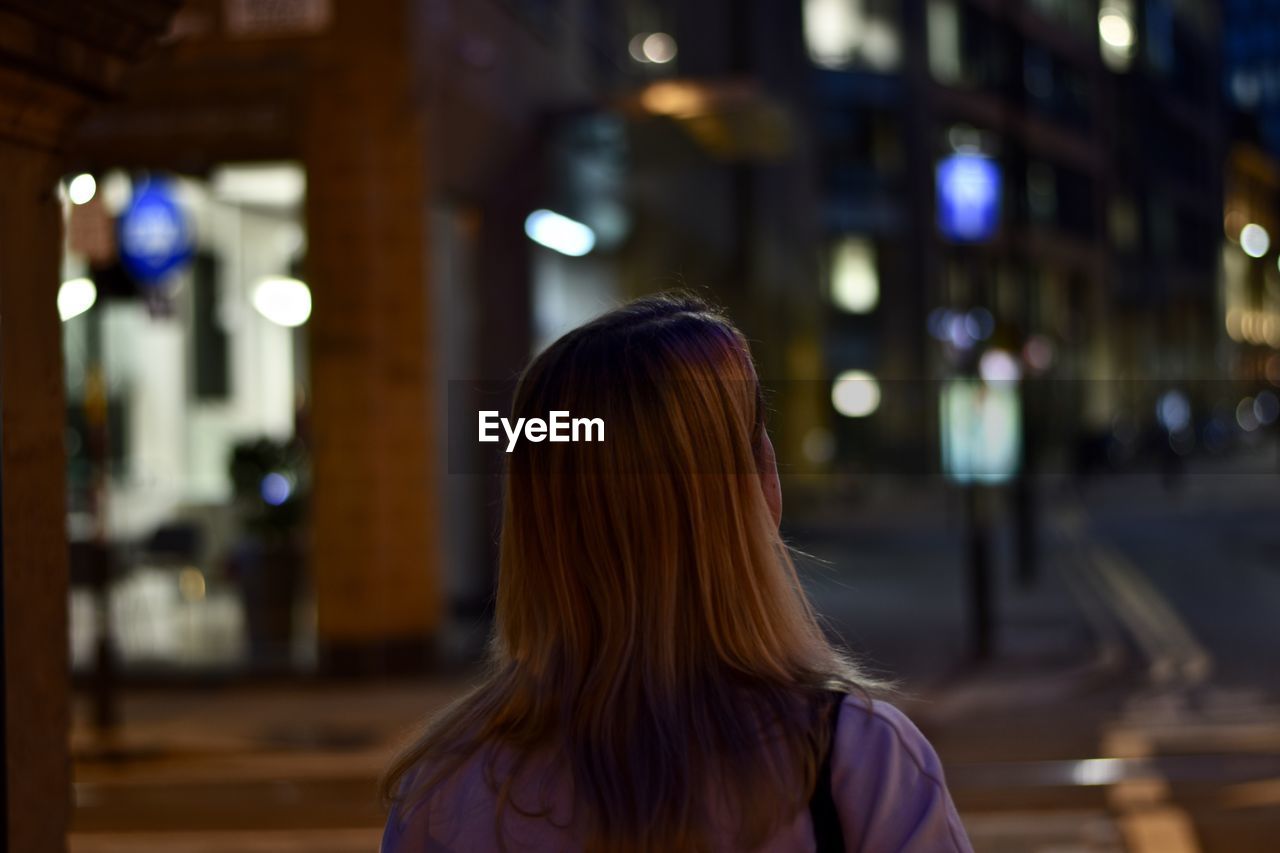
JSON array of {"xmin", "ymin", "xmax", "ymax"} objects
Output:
[
  {"xmin": 507, "ymin": 294, "xmax": 780, "ymax": 523},
  {"xmin": 385, "ymin": 294, "xmax": 871, "ymax": 850},
  {"xmin": 497, "ymin": 295, "xmax": 799, "ymax": 685}
]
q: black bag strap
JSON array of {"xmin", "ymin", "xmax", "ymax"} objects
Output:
[{"xmin": 808, "ymin": 691, "xmax": 847, "ymax": 853}]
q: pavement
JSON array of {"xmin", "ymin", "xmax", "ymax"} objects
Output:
[{"xmin": 68, "ymin": 449, "xmax": 1280, "ymax": 852}]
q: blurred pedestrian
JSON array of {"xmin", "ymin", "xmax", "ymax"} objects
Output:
[{"xmin": 381, "ymin": 295, "xmax": 971, "ymax": 852}]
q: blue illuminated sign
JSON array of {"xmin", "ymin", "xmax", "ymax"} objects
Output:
[
  {"xmin": 937, "ymin": 154, "xmax": 1001, "ymax": 242},
  {"xmin": 118, "ymin": 180, "xmax": 193, "ymax": 285}
]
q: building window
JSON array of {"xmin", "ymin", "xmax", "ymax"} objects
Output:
[
  {"xmin": 927, "ymin": 0, "xmax": 963, "ymax": 85},
  {"xmin": 804, "ymin": 0, "xmax": 902, "ymax": 73}
]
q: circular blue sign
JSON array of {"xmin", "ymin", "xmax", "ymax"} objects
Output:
[
  {"xmin": 118, "ymin": 180, "xmax": 193, "ymax": 285},
  {"xmin": 937, "ymin": 154, "xmax": 1002, "ymax": 243}
]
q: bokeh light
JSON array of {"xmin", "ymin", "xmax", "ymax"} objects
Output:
[
  {"xmin": 57, "ymin": 278, "xmax": 96, "ymax": 322},
  {"xmin": 524, "ymin": 209, "xmax": 596, "ymax": 257},
  {"xmin": 252, "ymin": 277, "xmax": 312, "ymax": 327},
  {"xmin": 1240, "ymin": 223, "xmax": 1270, "ymax": 258},
  {"xmin": 67, "ymin": 173, "xmax": 96, "ymax": 205},
  {"xmin": 642, "ymin": 33, "xmax": 677, "ymax": 64},
  {"xmin": 260, "ymin": 472, "xmax": 292, "ymax": 506},
  {"xmin": 831, "ymin": 370, "xmax": 881, "ymax": 418}
]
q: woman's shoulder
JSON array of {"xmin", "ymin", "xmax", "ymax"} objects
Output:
[
  {"xmin": 381, "ymin": 756, "xmax": 490, "ymax": 852},
  {"xmin": 829, "ymin": 695, "xmax": 973, "ymax": 852},
  {"xmin": 834, "ymin": 696, "xmax": 946, "ymax": 777},
  {"xmin": 382, "ymin": 745, "xmax": 580, "ymax": 853}
]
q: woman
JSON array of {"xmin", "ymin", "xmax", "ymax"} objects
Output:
[{"xmin": 382, "ymin": 295, "xmax": 972, "ymax": 852}]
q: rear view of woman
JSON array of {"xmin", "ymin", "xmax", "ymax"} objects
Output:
[{"xmin": 381, "ymin": 295, "xmax": 972, "ymax": 852}]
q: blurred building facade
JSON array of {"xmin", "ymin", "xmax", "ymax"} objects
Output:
[
  {"xmin": 803, "ymin": 0, "xmax": 1227, "ymax": 473},
  {"xmin": 55, "ymin": 0, "xmax": 841, "ymax": 677},
  {"xmin": 1222, "ymin": 0, "xmax": 1280, "ymax": 392},
  {"xmin": 50, "ymin": 0, "xmax": 1263, "ymax": 683}
]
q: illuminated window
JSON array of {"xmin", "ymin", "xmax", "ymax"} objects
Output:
[
  {"xmin": 927, "ymin": 0, "xmax": 962, "ymax": 84},
  {"xmin": 804, "ymin": 0, "xmax": 901, "ymax": 72}
]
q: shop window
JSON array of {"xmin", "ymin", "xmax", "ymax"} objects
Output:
[{"xmin": 61, "ymin": 163, "xmax": 312, "ymax": 676}]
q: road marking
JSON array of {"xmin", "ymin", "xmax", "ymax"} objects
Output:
[
  {"xmin": 960, "ymin": 809, "xmax": 1123, "ymax": 852},
  {"xmin": 1087, "ymin": 543, "xmax": 1212, "ymax": 687},
  {"xmin": 1054, "ymin": 507, "xmax": 1209, "ymax": 853},
  {"xmin": 1117, "ymin": 806, "xmax": 1200, "ymax": 853},
  {"xmin": 1099, "ymin": 728, "xmax": 1203, "ymax": 853}
]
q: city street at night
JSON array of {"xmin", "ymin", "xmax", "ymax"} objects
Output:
[
  {"xmin": 65, "ymin": 450, "xmax": 1280, "ymax": 851},
  {"xmin": 4, "ymin": 0, "xmax": 1280, "ymax": 850}
]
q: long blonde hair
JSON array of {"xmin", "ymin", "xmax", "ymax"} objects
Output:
[{"xmin": 382, "ymin": 294, "xmax": 875, "ymax": 850}]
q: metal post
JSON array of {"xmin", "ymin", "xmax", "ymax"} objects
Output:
[{"xmin": 965, "ymin": 482, "xmax": 994, "ymax": 660}]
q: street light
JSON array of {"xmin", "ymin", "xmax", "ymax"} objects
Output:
[
  {"xmin": 1241, "ymin": 223, "xmax": 1270, "ymax": 258},
  {"xmin": 524, "ymin": 209, "xmax": 596, "ymax": 257}
]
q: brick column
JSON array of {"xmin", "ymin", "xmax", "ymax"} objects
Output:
[
  {"xmin": 0, "ymin": 3, "xmax": 179, "ymax": 847},
  {"xmin": 304, "ymin": 0, "xmax": 442, "ymax": 672},
  {"xmin": 0, "ymin": 135, "xmax": 70, "ymax": 853}
]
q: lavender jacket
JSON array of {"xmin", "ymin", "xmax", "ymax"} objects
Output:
[{"xmin": 382, "ymin": 696, "xmax": 973, "ymax": 852}]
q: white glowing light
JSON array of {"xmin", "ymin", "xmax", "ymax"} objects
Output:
[
  {"xmin": 1098, "ymin": 12, "xmax": 1134, "ymax": 49},
  {"xmin": 101, "ymin": 171, "xmax": 132, "ymax": 214},
  {"xmin": 831, "ymin": 370, "xmax": 881, "ymax": 418},
  {"xmin": 524, "ymin": 209, "xmax": 596, "ymax": 257},
  {"xmin": 68, "ymin": 173, "xmax": 97, "ymax": 205},
  {"xmin": 1072, "ymin": 758, "xmax": 1126, "ymax": 786},
  {"xmin": 979, "ymin": 349, "xmax": 1021, "ymax": 383},
  {"xmin": 642, "ymin": 32, "xmax": 677, "ymax": 64},
  {"xmin": 830, "ymin": 237, "xmax": 879, "ymax": 313},
  {"xmin": 804, "ymin": 0, "xmax": 861, "ymax": 69},
  {"xmin": 58, "ymin": 278, "xmax": 97, "ymax": 322},
  {"xmin": 1241, "ymin": 223, "xmax": 1270, "ymax": 258},
  {"xmin": 628, "ymin": 33, "xmax": 649, "ymax": 63},
  {"xmin": 252, "ymin": 276, "xmax": 312, "ymax": 327}
]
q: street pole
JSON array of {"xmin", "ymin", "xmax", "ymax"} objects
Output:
[
  {"xmin": 85, "ymin": 308, "xmax": 119, "ymax": 736},
  {"xmin": 965, "ymin": 480, "xmax": 994, "ymax": 660},
  {"xmin": 1015, "ymin": 382, "xmax": 1037, "ymax": 587},
  {"xmin": 1000, "ymin": 0, "xmax": 1038, "ymax": 588}
]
